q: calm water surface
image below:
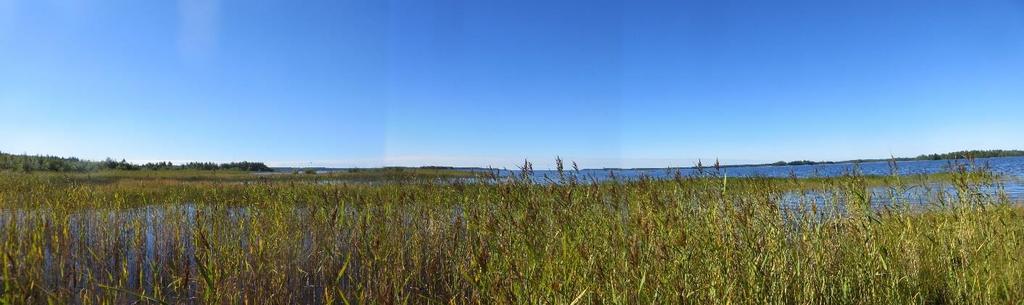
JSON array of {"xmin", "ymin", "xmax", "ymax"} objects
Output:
[
  {"xmin": 511, "ymin": 156, "xmax": 1024, "ymax": 202},
  {"xmin": 519, "ymin": 156, "xmax": 1024, "ymax": 180}
]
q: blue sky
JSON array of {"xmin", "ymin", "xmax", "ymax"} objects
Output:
[{"xmin": 1, "ymin": 0, "xmax": 1022, "ymax": 168}]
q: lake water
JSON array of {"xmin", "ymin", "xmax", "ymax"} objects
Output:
[
  {"xmin": 518, "ymin": 156, "xmax": 1024, "ymax": 181},
  {"xmin": 506, "ymin": 156, "xmax": 1024, "ymax": 202}
]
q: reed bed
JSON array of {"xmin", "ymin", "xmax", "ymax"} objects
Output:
[{"xmin": 0, "ymin": 163, "xmax": 1021, "ymax": 304}]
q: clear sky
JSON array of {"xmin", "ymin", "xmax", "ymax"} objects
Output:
[{"xmin": 1, "ymin": 0, "xmax": 1022, "ymax": 169}]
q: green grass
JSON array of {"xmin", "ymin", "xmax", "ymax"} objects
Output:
[
  {"xmin": 0, "ymin": 167, "xmax": 482, "ymax": 186},
  {"xmin": 0, "ymin": 164, "xmax": 1021, "ymax": 304}
]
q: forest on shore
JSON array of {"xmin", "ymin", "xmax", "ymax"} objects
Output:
[{"xmin": 0, "ymin": 152, "xmax": 271, "ymax": 172}]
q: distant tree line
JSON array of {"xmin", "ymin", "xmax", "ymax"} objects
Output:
[
  {"xmin": 172, "ymin": 161, "xmax": 273, "ymax": 172},
  {"xmin": 0, "ymin": 152, "xmax": 98, "ymax": 172},
  {"xmin": 763, "ymin": 150, "xmax": 1024, "ymax": 167},
  {"xmin": 770, "ymin": 160, "xmax": 833, "ymax": 166},
  {"xmin": 0, "ymin": 152, "xmax": 272, "ymax": 172},
  {"xmin": 913, "ymin": 150, "xmax": 1024, "ymax": 161}
]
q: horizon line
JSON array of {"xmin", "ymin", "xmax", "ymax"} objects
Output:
[{"xmin": 4, "ymin": 148, "xmax": 1021, "ymax": 171}]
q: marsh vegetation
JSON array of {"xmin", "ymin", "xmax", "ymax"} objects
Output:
[{"xmin": 0, "ymin": 159, "xmax": 1021, "ymax": 304}]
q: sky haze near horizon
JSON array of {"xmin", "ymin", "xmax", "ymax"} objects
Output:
[{"xmin": 1, "ymin": 0, "xmax": 1023, "ymax": 169}]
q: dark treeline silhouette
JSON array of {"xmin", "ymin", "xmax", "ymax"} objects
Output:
[
  {"xmin": 770, "ymin": 160, "xmax": 831, "ymax": 166},
  {"xmin": 176, "ymin": 161, "xmax": 273, "ymax": 172},
  {"xmin": 0, "ymin": 152, "xmax": 272, "ymax": 172},
  {"xmin": 761, "ymin": 150, "xmax": 1024, "ymax": 167},
  {"xmin": 0, "ymin": 152, "xmax": 97, "ymax": 172},
  {"xmin": 914, "ymin": 150, "xmax": 1024, "ymax": 161}
]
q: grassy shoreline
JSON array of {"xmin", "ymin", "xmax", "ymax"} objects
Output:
[{"xmin": 0, "ymin": 166, "xmax": 1021, "ymax": 304}]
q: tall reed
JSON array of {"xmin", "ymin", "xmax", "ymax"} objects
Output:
[{"xmin": 0, "ymin": 164, "xmax": 1020, "ymax": 304}]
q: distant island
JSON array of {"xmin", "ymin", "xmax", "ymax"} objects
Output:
[
  {"xmin": 760, "ymin": 149, "xmax": 1024, "ymax": 167},
  {"xmin": 604, "ymin": 149, "xmax": 1024, "ymax": 171},
  {"xmin": 1, "ymin": 149, "xmax": 1022, "ymax": 173}
]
